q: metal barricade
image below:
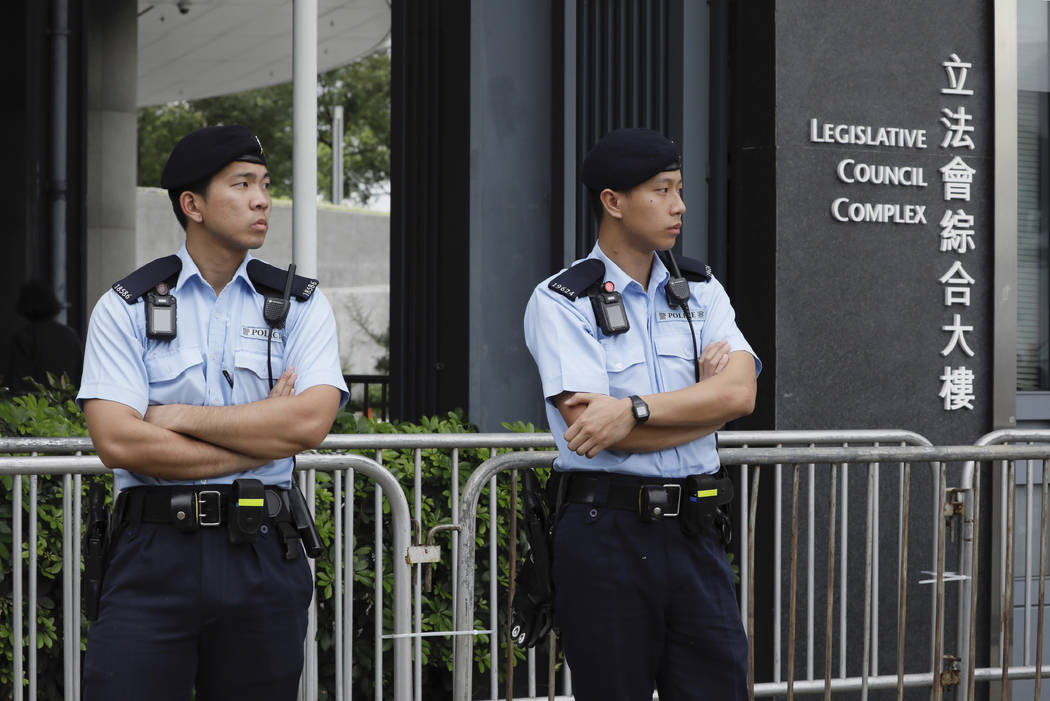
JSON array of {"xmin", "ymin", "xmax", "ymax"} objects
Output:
[
  {"xmin": 0, "ymin": 440, "xmax": 413, "ymax": 701},
  {"xmin": 718, "ymin": 429, "xmax": 936, "ymax": 695},
  {"xmin": 962, "ymin": 429, "xmax": 1050, "ymax": 700},
  {"xmin": 320, "ymin": 433, "xmax": 555, "ymax": 701},
  {"xmin": 451, "ymin": 430, "xmax": 937, "ymax": 701},
  {"xmin": 718, "ymin": 441, "xmax": 1050, "ymax": 700}
]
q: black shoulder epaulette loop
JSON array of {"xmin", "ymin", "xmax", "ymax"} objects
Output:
[
  {"xmin": 246, "ymin": 259, "xmax": 319, "ymax": 301},
  {"xmin": 547, "ymin": 258, "xmax": 606, "ymax": 301},
  {"xmin": 112, "ymin": 255, "xmax": 182, "ymax": 304},
  {"xmin": 671, "ymin": 254, "xmax": 713, "ymax": 282}
]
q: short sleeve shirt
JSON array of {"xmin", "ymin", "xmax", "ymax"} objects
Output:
[
  {"xmin": 77, "ymin": 245, "xmax": 349, "ymax": 490},
  {"xmin": 523, "ymin": 243, "xmax": 761, "ymax": 478}
]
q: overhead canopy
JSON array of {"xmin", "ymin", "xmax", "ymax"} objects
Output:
[{"xmin": 137, "ymin": 0, "xmax": 390, "ymax": 107}]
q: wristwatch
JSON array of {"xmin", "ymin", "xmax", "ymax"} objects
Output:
[{"xmin": 629, "ymin": 395, "xmax": 650, "ymax": 424}]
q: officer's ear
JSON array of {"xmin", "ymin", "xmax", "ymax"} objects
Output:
[
  {"xmin": 599, "ymin": 188, "xmax": 626, "ymax": 221},
  {"xmin": 179, "ymin": 190, "xmax": 206, "ymax": 225}
]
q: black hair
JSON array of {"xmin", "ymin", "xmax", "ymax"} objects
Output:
[{"xmin": 167, "ymin": 173, "xmax": 214, "ymax": 230}]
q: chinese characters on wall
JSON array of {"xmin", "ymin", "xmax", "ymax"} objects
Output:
[
  {"xmin": 937, "ymin": 53, "xmax": 977, "ymax": 411},
  {"xmin": 809, "ymin": 52, "xmax": 981, "ymax": 412}
]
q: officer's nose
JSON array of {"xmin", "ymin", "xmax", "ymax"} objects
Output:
[
  {"xmin": 671, "ymin": 191, "xmax": 686, "ymax": 215},
  {"xmin": 252, "ymin": 186, "xmax": 271, "ymax": 211}
]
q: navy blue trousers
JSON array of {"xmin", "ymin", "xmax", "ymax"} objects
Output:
[
  {"xmin": 82, "ymin": 519, "xmax": 313, "ymax": 701},
  {"xmin": 552, "ymin": 503, "xmax": 748, "ymax": 701}
]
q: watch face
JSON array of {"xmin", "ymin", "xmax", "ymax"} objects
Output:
[{"xmin": 632, "ymin": 396, "xmax": 649, "ymax": 421}]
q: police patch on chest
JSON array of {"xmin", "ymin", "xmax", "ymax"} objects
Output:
[
  {"xmin": 657, "ymin": 309, "xmax": 706, "ymax": 323},
  {"xmin": 241, "ymin": 325, "xmax": 282, "ymax": 342}
]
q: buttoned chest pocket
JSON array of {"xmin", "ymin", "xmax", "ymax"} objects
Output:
[
  {"xmin": 234, "ymin": 348, "xmax": 284, "ymax": 400},
  {"xmin": 600, "ymin": 337, "xmax": 646, "ymax": 396},
  {"xmin": 144, "ymin": 346, "xmax": 205, "ymax": 407},
  {"xmin": 654, "ymin": 333, "xmax": 698, "ymax": 391}
]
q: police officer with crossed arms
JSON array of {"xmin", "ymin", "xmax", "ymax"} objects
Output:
[
  {"xmin": 77, "ymin": 125, "xmax": 348, "ymax": 700},
  {"xmin": 524, "ymin": 128, "xmax": 761, "ymax": 700}
]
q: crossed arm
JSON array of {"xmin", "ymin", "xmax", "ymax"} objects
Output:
[
  {"xmin": 554, "ymin": 339, "xmax": 757, "ymax": 458},
  {"xmin": 84, "ymin": 368, "xmax": 342, "ymax": 480}
]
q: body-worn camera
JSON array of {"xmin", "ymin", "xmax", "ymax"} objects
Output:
[
  {"xmin": 146, "ymin": 288, "xmax": 177, "ymax": 339},
  {"xmin": 590, "ymin": 290, "xmax": 629, "ymax": 336}
]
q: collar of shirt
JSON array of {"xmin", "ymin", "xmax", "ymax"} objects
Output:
[
  {"xmin": 173, "ymin": 244, "xmax": 255, "ymax": 297},
  {"xmin": 589, "ymin": 242, "xmax": 672, "ymax": 301}
]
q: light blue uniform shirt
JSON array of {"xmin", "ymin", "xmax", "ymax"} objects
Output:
[
  {"xmin": 524, "ymin": 243, "xmax": 761, "ymax": 478},
  {"xmin": 77, "ymin": 245, "xmax": 349, "ymax": 490}
]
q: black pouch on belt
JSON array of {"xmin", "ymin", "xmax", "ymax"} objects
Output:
[
  {"xmin": 228, "ymin": 478, "xmax": 266, "ymax": 544},
  {"xmin": 510, "ymin": 469, "xmax": 555, "ymax": 648},
  {"xmin": 82, "ymin": 482, "xmax": 109, "ymax": 621},
  {"xmin": 681, "ymin": 471, "xmax": 734, "ymax": 536}
]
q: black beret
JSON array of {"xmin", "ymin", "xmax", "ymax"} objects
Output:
[
  {"xmin": 160, "ymin": 125, "xmax": 267, "ymax": 191},
  {"xmin": 581, "ymin": 127, "xmax": 681, "ymax": 191}
]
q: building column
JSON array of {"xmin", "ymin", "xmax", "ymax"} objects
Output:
[{"xmin": 85, "ymin": 0, "xmax": 138, "ymax": 311}]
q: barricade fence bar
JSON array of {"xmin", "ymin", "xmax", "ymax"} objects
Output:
[{"xmin": 6, "ymin": 431, "xmax": 1050, "ymax": 701}]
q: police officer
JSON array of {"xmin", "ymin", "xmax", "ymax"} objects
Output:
[
  {"xmin": 77, "ymin": 125, "xmax": 348, "ymax": 700},
  {"xmin": 523, "ymin": 127, "xmax": 761, "ymax": 700}
]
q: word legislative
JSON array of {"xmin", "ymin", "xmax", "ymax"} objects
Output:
[{"xmin": 809, "ymin": 119, "xmax": 927, "ymax": 149}]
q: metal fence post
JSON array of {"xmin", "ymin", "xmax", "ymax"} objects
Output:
[
  {"xmin": 296, "ymin": 454, "xmax": 413, "ymax": 701},
  {"xmin": 452, "ymin": 452, "xmax": 556, "ymax": 701}
]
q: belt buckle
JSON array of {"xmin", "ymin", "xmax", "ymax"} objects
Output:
[
  {"xmin": 662, "ymin": 484, "xmax": 681, "ymax": 517},
  {"xmin": 196, "ymin": 490, "xmax": 222, "ymax": 527},
  {"xmin": 638, "ymin": 483, "xmax": 682, "ymax": 520}
]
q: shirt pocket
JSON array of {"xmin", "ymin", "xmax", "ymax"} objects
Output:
[
  {"xmin": 654, "ymin": 333, "xmax": 698, "ymax": 391},
  {"xmin": 601, "ymin": 337, "xmax": 647, "ymax": 396},
  {"xmin": 233, "ymin": 349, "xmax": 284, "ymax": 399},
  {"xmin": 144, "ymin": 346, "xmax": 204, "ymax": 405}
]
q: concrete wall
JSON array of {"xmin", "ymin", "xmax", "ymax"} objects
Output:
[
  {"xmin": 85, "ymin": 0, "xmax": 138, "ymax": 314},
  {"xmin": 135, "ymin": 188, "xmax": 390, "ymax": 375}
]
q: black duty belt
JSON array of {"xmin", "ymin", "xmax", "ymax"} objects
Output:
[
  {"xmin": 116, "ymin": 485, "xmax": 290, "ymax": 530},
  {"xmin": 566, "ymin": 473, "xmax": 688, "ymax": 520},
  {"xmin": 565, "ymin": 469, "xmax": 732, "ymax": 523}
]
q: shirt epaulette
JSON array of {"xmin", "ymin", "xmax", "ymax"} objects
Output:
[
  {"xmin": 547, "ymin": 258, "xmax": 606, "ymax": 301},
  {"xmin": 671, "ymin": 254, "xmax": 713, "ymax": 282},
  {"xmin": 245, "ymin": 260, "xmax": 319, "ymax": 301},
  {"xmin": 112, "ymin": 255, "xmax": 182, "ymax": 304}
]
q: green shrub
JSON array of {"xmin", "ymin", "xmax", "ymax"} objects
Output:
[{"xmin": 0, "ymin": 374, "xmax": 91, "ymax": 700}]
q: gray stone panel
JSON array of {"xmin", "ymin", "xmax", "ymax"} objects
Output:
[{"xmin": 769, "ymin": 0, "xmax": 993, "ymax": 446}]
